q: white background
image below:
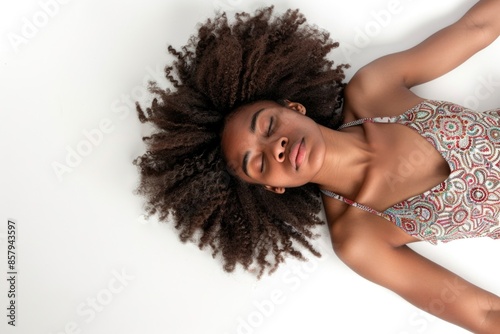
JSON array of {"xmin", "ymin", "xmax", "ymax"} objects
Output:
[{"xmin": 1, "ymin": 0, "xmax": 499, "ymax": 333}]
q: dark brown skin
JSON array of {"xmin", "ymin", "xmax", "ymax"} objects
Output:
[{"xmin": 222, "ymin": 0, "xmax": 500, "ymax": 332}]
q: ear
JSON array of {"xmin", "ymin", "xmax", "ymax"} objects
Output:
[
  {"xmin": 263, "ymin": 185, "xmax": 285, "ymax": 194},
  {"xmin": 284, "ymin": 100, "xmax": 306, "ymax": 115}
]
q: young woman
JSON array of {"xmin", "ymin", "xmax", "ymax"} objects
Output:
[{"xmin": 134, "ymin": 1, "xmax": 500, "ymax": 332}]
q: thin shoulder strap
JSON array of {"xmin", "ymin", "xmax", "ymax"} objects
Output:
[
  {"xmin": 320, "ymin": 189, "xmax": 393, "ymax": 221},
  {"xmin": 338, "ymin": 115, "xmax": 399, "ymax": 130},
  {"xmin": 338, "ymin": 118, "xmax": 370, "ymax": 130}
]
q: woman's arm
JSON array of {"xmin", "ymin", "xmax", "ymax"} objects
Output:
[
  {"xmin": 388, "ymin": 0, "xmax": 500, "ymax": 87},
  {"xmin": 345, "ymin": 0, "xmax": 500, "ymax": 116},
  {"xmin": 334, "ymin": 228, "xmax": 500, "ymax": 333}
]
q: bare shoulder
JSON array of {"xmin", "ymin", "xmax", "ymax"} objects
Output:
[
  {"xmin": 342, "ymin": 64, "xmax": 424, "ymax": 121},
  {"xmin": 322, "ymin": 195, "xmax": 420, "ymax": 253}
]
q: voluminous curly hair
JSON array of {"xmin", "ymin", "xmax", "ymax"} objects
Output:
[{"xmin": 134, "ymin": 6, "xmax": 348, "ymax": 278}]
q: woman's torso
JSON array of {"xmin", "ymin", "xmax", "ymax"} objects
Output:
[
  {"xmin": 323, "ymin": 98, "xmax": 500, "ymax": 245},
  {"xmin": 323, "ymin": 97, "xmax": 448, "ymax": 245}
]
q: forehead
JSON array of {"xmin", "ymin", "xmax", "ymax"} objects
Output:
[
  {"xmin": 223, "ymin": 100, "xmax": 281, "ymax": 137},
  {"xmin": 231, "ymin": 100, "xmax": 280, "ymax": 120}
]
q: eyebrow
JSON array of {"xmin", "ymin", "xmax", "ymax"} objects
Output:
[
  {"xmin": 242, "ymin": 107, "xmax": 266, "ymax": 178},
  {"xmin": 250, "ymin": 108, "xmax": 265, "ymax": 133}
]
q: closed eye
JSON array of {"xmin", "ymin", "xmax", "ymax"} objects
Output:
[
  {"xmin": 261, "ymin": 117, "xmax": 274, "ymax": 173},
  {"xmin": 267, "ymin": 117, "xmax": 274, "ymax": 136}
]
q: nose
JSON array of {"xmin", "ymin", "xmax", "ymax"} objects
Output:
[{"xmin": 272, "ymin": 137, "xmax": 288, "ymax": 162}]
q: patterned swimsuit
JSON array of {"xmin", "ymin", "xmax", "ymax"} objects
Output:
[{"xmin": 321, "ymin": 100, "xmax": 500, "ymax": 244}]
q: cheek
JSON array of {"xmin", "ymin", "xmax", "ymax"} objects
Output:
[{"xmin": 308, "ymin": 139, "xmax": 326, "ymax": 171}]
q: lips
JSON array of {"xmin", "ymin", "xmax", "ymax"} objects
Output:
[{"xmin": 289, "ymin": 138, "xmax": 305, "ymax": 170}]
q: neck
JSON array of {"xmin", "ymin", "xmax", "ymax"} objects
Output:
[{"xmin": 311, "ymin": 125, "xmax": 374, "ymax": 198}]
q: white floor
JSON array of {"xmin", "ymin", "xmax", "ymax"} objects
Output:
[{"xmin": 1, "ymin": 0, "xmax": 499, "ymax": 333}]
